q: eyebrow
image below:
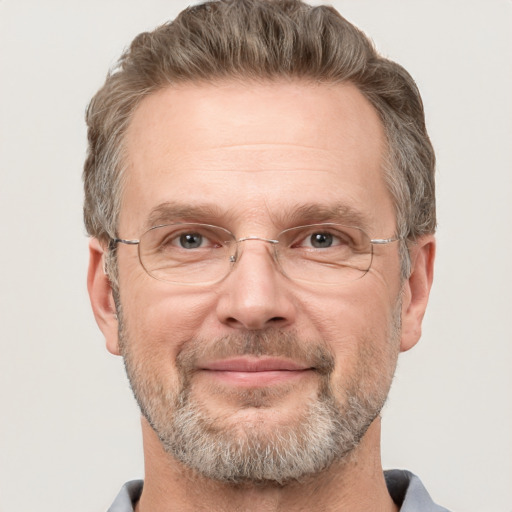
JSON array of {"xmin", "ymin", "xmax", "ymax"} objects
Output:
[
  {"xmin": 270, "ymin": 203, "xmax": 371, "ymax": 232},
  {"xmin": 145, "ymin": 201, "xmax": 371, "ymax": 233},
  {"xmin": 146, "ymin": 202, "xmax": 226, "ymax": 230}
]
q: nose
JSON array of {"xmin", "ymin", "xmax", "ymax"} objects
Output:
[{"xmin": 215, "ymin": 239, "xmax": 296, "ymax": 330}]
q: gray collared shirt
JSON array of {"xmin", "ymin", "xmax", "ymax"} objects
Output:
[{"xmin": 107, "ymin": 470, "xmax": 451, "ymax": 511}]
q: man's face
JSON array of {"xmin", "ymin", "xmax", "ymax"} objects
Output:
[{"xmin": 110, "ymin": 81, "xmax": 408, "ymax": 482}]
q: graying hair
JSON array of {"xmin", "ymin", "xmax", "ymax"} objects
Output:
[{"xmin": 84, "ymin": 0, "xmax": 436, "ymax": 279}]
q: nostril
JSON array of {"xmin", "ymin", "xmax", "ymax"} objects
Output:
[{"xmin": 223, "ymin": 315, "xmax": 287, "ymax": 330}]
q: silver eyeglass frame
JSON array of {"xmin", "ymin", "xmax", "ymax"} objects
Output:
[{"xmin": 111, "ymin": 223, "xmax": 401, "ymax": 285}]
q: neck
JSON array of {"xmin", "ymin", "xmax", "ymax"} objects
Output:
[{"xmin": 136, "ymin": 417, "xmax": 398, "ymax": 512}]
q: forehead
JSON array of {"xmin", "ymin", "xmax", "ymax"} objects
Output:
[{"xmin": 121, "ymin": 80, "xmax": 393, "ymax": 234}]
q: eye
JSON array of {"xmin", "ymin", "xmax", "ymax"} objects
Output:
[
  {"xmin": 158, "ymin": 228, "xmax": 221, "ymax": 251},
  {"xmin": 297, "ymin": 230, "xmax": 350, "ymax": 249},
  {"xmin": 309, "ymin": 232, "xmax": 334, "ymax": 248},
  {"xmin": 179, "ymin": 232, "xmax": 205, "ymax": 249},
  {"xmin": 143, "ymin": 224, "xmax": 230, "ymax": 259}
]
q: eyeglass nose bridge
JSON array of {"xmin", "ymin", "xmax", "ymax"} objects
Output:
[{"xmin": 228, "ymin": 236, "xmax": 280, "ymax": 263}]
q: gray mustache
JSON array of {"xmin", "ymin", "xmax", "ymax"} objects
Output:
[{"xmin": 176, "ymin": 329, "xmax": 335, "ymax": 376}]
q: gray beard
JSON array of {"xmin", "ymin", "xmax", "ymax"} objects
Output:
[
  {"xmin": 157, "ymin": 382, "xmax": 376, "ymax": 485},
  {"xmin": 117, "ymin": 311, "xmax": 400, "ymax": 485}
]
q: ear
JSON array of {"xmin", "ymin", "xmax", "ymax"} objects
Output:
[
  {"xmin": 87, "ymin": 238, "xmax": 121, "ymax": 355},
  {"xmin": 400, "ymin": 235, "xmax": 436, "ymax": 352}
]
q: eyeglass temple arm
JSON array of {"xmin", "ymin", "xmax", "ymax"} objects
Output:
[
  {"xmin": 113, "ymin": 238, "xmax": 140, "ymax": 245},
  {"xmin": 370, "ymin": 237, "xmax": 401, "ymax": 245}
]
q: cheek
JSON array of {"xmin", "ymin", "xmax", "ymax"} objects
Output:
[
  {"xmin": 298, "ymin": 282, "xmax": 400, "ymax": 377},
  {"xmin": 119, "ymin": 283, "xmax": 219, "ymax": 360},
  {"xmin": 301, "ymin": 281, "xmax": 395, "ymax": 339}
]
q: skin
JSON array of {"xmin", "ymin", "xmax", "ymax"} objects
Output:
[{"xmin": 88, "ymin": 80, "xmax": 435, "ymax": 511}]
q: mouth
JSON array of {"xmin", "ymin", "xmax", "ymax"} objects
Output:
[{"xmin": 199, "ymin": 357, "xmax": 314, "ymax": 387}]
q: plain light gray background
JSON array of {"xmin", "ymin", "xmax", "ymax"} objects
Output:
[{"xmin": 1, "ymin": 1, "xmax": 511, "ymax": 511}]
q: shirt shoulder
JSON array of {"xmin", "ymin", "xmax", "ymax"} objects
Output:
[
  {"xmin": 107, "ymin": 480, "xmax": 143, "ymax": 512},
  {"xmin": 385, "ymin": 469, "xmax": 451, "ymax": 512}
]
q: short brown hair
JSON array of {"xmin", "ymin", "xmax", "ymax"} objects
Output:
[{"xmin": 84, "ymin": 0, "xmax": 435, "ymax": 277}]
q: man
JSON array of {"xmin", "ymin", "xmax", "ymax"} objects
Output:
[{"xmin": 84, "ymin": 0, "xmax": 446, "ymax": 510}]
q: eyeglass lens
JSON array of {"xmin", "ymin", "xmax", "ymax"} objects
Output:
[{"xmin": 136, "ymin": 223, "xmax": 373, "ymax": 285}]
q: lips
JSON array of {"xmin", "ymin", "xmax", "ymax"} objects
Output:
[
  {"xmin": 201, "ymin": 357, "xmax": 310, "ymax": 372},
  {"xmin": 199, "ymin": 357, "xmax": 312, "ymax": 387}
]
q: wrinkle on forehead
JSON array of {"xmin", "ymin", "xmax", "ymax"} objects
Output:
[
  {"xmin": 158, "ymin": 144, "xmax": 361, "ymax": 175},
  {"xmin": 121, "ymin": 80, "xmax": 393, "ymax": 237}
]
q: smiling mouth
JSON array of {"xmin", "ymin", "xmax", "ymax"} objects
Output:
[{"xmin": 199, "ymin": 357, "xmax": 314, "ymax": 387}]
